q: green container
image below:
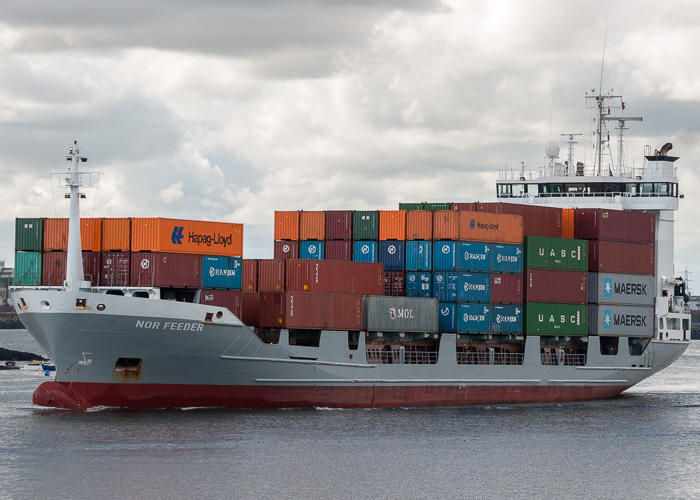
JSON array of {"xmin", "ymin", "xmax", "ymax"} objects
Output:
[
  {"xmin": 524, "ymin": 236, "xmax": 588, "ymax": 270},
  {"xmin": 14, "ymin": 251, "xmax": 42, "ymax": 286},
  {"xmin": 425, "ymin": 202, "xmax": 452, "ymax": 211},
  {"xmin": 399, "ymin": 203, "xmax": 425, "ymax": 211},
  {"xmin": 15, "ymin": 218, "xmax": 44, "ymax": 252},
  {"xmin": 352, "ymin": 211, "xmax": 379, "ymax": 240},
  {"xmin": 525, "ymin": 303, "xmax": 587, "ymax": 336}
]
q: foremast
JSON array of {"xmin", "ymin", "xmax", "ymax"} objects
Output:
[{"xmin": 64, "ymin": 141, "xmax": 90, "ymax": 291}]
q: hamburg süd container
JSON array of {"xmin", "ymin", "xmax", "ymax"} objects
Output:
[
  {"xmin": 274, "ymin": 240, "xmax": 299, "ymax": 260},
  {"xmin": 257, "ymin": 259, "xmax": 286, "ymax": 292},
  {"xmin": 458, "ymin": 211, "xmax": 523, "ymax": 244},
  {"xmin": 300, "ymin": 240, "xmax": 325, "ymax": 260},
  {"xmin": 433, "ymin": 240, "xmax": 458, "ymax": 271},
  {"xmin": 130, "ymin": 252, "xmax": 201, "ymax": 288},
  {"xmin": 43, "ymin": 251, "xmax": 101, "ymax": 286},
  {"xmin": 201, "ymin": 256, "xmax": 242, "ymax": 290},
  {"xmin": 524, "ymin": 236, "xmax": 588, "ymax": 271},
  {"xmin": 325, "ymin": 240, "xmax": 352, "ymax": 261},
  {"xmin": 353, "ymin": 241, "xmax": 377, "ymax": 263},
  {"xmin": 378, "ymin": 240, "xmax": 405, "ymax": 272},
  {"xmin": 588, "ymin": 304, "xmax": 654, "ymax": 337},
  {"xmin": 574, "ymin": 209, "xmax": 655, "ymax": 243},
  {"xmin": 524, "ymin": 303, "xmax": 587, "ymax": 336},
  {"xmin": 273, "ymin": 211, "xmax": 299, "ymax": 240},
  {"xmin": 15, "ymin": 218, "xmax": 44, "ymax": 252},
  {"xmin": 383, "ymin": 271, "xmax": 405, "ymax": 297},
  {"xmin": 43, "ymin": 218, "xmax": 103, "ymax": 252},
  {"xmin": 101, "ymin": 218, "xmax": 131, "ymax": 251},
  {"xmin": 100, "ymin": 251, "xmax": 131, "ymax": 287},
  {"xmin": 457, "ymin": 272, "xmax": 491, "ymax": 303},
  {"xmin": 285, "ymin": 260, "xmax": 384, "ymax": 295},
  {"xmin": 491, "ymin": 244, "xmax": 523, "ymax": 274},
  {"xmin": 364, "ymin": 295, "xmax": 438, "ymax": 333},
  {"xmin": 379, "ymin": 210, "xmax": 406, "ymax": 240},
  {"xmin": 405, "ymin": 240, "xmax": 431, "ymax": 271},
  {"xmin": 432, "ymin": 271, "xmax": 458, "ymax": 302},
  {"xmin": 588, "ymin": 240, "xmax": 654, "ymax": 275},
  {"xmin": 490, "ymin": 304, "xmax": 522, "ymax": 334},
  {"xmin": 432, "ymin": 210, "xmax": 459, "ymax": 240},
  {"xmin": 405, "ymin": 211, "xmax": 432, "ymax": 240},
  {"xmin": 299, "ymin": 211, "xmax": 325, "ymax": 241},
  {"xmin": 476, "ymin": 203, "xmax": 562, "ymax": 238},
  {"xmin": 525, "ymin": 269, "xmax": 587, "ymax": 304},
  {"xmin": 241, "ymin": 259, "xmax": 258, "ymax": 292},
  {"xmin": 325, "ymin": 210, "xmax": 353, "ymax": 240},
  {"xmin": 458, "ymin": 303, "xmax": 490, "ymax": 334},
  {"xmin": 490, "ymin": 274, "xmax": 523, "ymax": 304},
  {"xmin": 405, "ymin": 271, "xmax": 431, "ymax": 298},
  {"xmin": 588, "ymin": 272, "xmax": 655, "ymax": 306},
  {"xmin": 438, "ymin": 302, "xmax": 458, "ymax": 333},
  {"xmin": 131, "ymin": 218, "xmax": 243, "ymax": 257},
  {"xmin": 352, "ymin": 211, "xmax": 379, "ymax": 240},
  {"xmin": 14, "ymin": 251, "xmax": 42, "ymax": 286},
  {"xmin": 200, "ymin": 289, "xmax": 242, "ymax": 316},
  {"xmin": 458, "ymin": 241, "xmax": 490, "ymax": 273}
]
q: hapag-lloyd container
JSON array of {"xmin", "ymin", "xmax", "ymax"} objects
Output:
[
  {"xmin": 100, "ymin": 251, "xmax": 131, "ymax": 287},
  {"xmin": 438, "ymin": 302, "xmax": 457, "ymax": 333},
  {"xmin": 405, "ymin": 271, "xmax": 431, "ymax": 297},
  {"xmin": 525, "ymin": 269, "xmax": 587, "ymax": 304},
  {"xmin": 353, "ymin": 211, "xmax": 379, "ymax": 240},
  {"xmin": 458, "ymin": 211, "xmax": 523, "ymax": 244},
  {"xmin": 458, "ymin": 241, "xmax": 490, "ymax": 272},
  {"xmin": 353, "ymin": 241, "xmax": 377, "ymax": 263},
  {"xmin": 574, "ymin": 209, "xmax": 655, "ymax": 243},
  {"xmin": 299, "ymin": 211, "xmax": 325, "ymax": 240},
  {"xmin": 405, "ymin": 241, "xmax": 431, "ymax": 271},
  {"xmin": 457, "ymin": 273, "xmax": 491, "ymax": 302},
  {"xmin": 325, "ymin": 240, "xmax": 352, "ymax": 261},
  {"xmin": 300, "ymin": 240, "xmax": 324, "ymax": 260},
  {"xmin": 490, "ymin": 274, "xmax": 523, "ymax": 304},
  {"xmin": 433, "ymin": 240, "xmax": 458, "ymax": 271},
  {"xmin": 325, "ymin": 210, "xmax": 353, "ymax": 240},
  {"xmin": 130, "ymin": 252, "xmax": 201, "ymax": 288},
  {"xmin": 406, "ymin": 211, "xmax": 432, "ymax": 240},
  {"xmin": 274, "ymin": 240, "xmax": 299, "ymax": 260},
  {"xmin": 524, "ymin": 303, "xmax": 587, "ymax": 336},
  {"xmin": 15, "ymin": 218, "xmax": 44, "ymax": 252},
  {"xmin": 588, "ymin": 272, "xmax": 655, "ymax": 306},
  {"xmin": 241, "ymin": 259, "xmax": 258, "ymax": 292},
  {"xmin": 286, "ymin": 260, "xmax": 384, "ymax": 295},
  {"xmin": 274, "ymin": 211, "xmax": 299, "ymax": 240},
  {"xmin": 14, "ymin": 251, "xmax": 42, "ymax": 286},
  {"xmin": 200, "ymin": 289, "xmax": 242, "ymax": 316},
  {"xmin": 43, "ymin": 251, "xmax": 101, "ymax": 286},
  {"xmin": 102, "ymin": 218, "xmax": 131, "ymax": 251},
  {"xmin": 364, "ymin": 295, "xmax": 438, "ymax": 333},
  {"xmin": 379, "ymin": 210, "xmax": 406, "ymax": 240},
  {"xmin": 458, "ymin": 303, "xmax": 490, "ymax": 333},
  {"xmin": 476, "ymin": 203, "xmax": 562, "ymax": 238},
  {"xmin": 384, "ymin": 271, "xmax": 405, "ymax": 296},
  {"xmin": 257, "ymin": 259, "xmax": 286, "ymax": 292},
  {"xmin": 491, "ymin": 244, "xmax": 523, "ymax": 274},
  {"xmin": 588, "ymin": 304, "xmax": 654, "ymax": 337},
  {"xmin": 201, "ymin": 256, "xmax": 242, "ymax": 289},
  {"xmin": 490, "ymin": 304, "xmax": 522, "ymax": 333},
  {"xmin": 524, "ymin": 236, "xmax": 588, "ymax": 271},
  {"xmin": 378, "ymin": 240, "xmax": 405, "ymax": 271},
  {"xmin": 131, "ymin": 218, "xmax": 243, "ymax": 257},
  {"xmin": 588, "ymin": 240, "xmax": 655, "ymax": 275},
  {"xmin": 432, "ymin": 211, "xmax": 459, "ymax": 240},
  {"xmin": 43, "ymin": 218, "xmax": 103, "ymax": 252}
]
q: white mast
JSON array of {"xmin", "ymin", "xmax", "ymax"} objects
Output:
[{"xmin": 64, "ymin": 141, "xmax": 87, "ymax": 291}]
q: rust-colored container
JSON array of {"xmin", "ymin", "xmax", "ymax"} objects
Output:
[
  {"xmin": 325, "ymin": 240, "xmax": 352, "ymax": 261},
  {"xmin": 299, "ymin": 211, "xmax": 325, "ymax": 240},
  {"xmin": 131, "ymin": 218, "xmax": 243, "ymax": 257},
  {"xmin": 379, "ymin": 210, "xmax": 406, "ymax": 240},
  {"xmin": 588, "ymin": 240, "xmax": 655, "ymax": 275},
  {"xmin": 42, "ymin": 251, "xmax": 101, "ymax": 286},
  {"xmin": 525, "ymin": 269, "xmax": 587, "ymax": 304},
  {"xmin": 476, "ymin": 203, "xmax": 562, "ymax": 238},
  {"xmin": 432, "ymin": 211, "xmax": 459, "ymax": 240},
  {"xmin": 130, "ymin": 252, "xmax": 201, "ymax": 288},
  {"xmin": 490, "ymin": 273, "xmax": 523, "ymax": 304},
  {"xmin": 43, "ymin": 218, "xmax": 103, "ymax": 252},
  {"xmin": 561, "ymin": 209, "xmax": 575, "ymax": 239},
  {"xmin": 274, "ymin": 211, "xmax": 300, "ymax": 240},
  {"xmin": 100, "ymin": 251, "xmax": 131, "ymax": 287},
  {"xmin": 458, "ymin": 211, "xmax": 523, "ymax": 244},
  {"xmin": 241, "ymin": 259, "xmax": 258, "ymax": 292},
  {"xmin": 574, "ymin": 209, "xmax": 655, "ymax": 243},
  {"xmin": 325, "ymin": 210, "xmax": 353, "ymax": 240},
  {"xmin": 286, "ymin": 260, "xmax": 384, "ymax": 295},
  {"xmin": 258, "ymin": 259, "xmax": 286, "ymax": 292},
  {"xmin": 451, "ymin": 203, "xmax": 476, "ymax": 211},
  {"xmin": 384, "ymin": 271, "xmax": 405, "ymax": 296},
  {"xmin": 240, "ymin": 291, "xmax": 262, "ymax": 327},
  {"xmin": 200, "ymin": 289, "xmax": 242, "ymax": 316},
  {"xmin": 405, "ymin": 211, "xmax": 432, "ymax": 240},
  {"xmin": 284, "ymin": 292, "xmax": 363, "ymax": 330},
  {"xmin": 102, "ymin": 218, "xmax": 131, "ymax": 251},
  {"xmin": 273, "ymin": 240, "xmax": 299, "ymax": 260}
]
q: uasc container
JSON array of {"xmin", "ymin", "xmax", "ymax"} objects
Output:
[
  {"xmin": 364, "ymin": 295, "xmax": 438, "ymax": 333},
  {"xmin": 588, "ymin": 304, "xmax": 654, "ymax": 337},
  {"xmin": 524, "ymin": 236, "xmax": 588, "ymax": 271},
  {"xmin": 131, "ymin": 218, "xmax": 243, "ymax": 257},
  {"xmin": 524, "ymin": 303, "xmax": 587, "ymax": 336},
  {"xmin": 588, "ymin": 272, "xmax": 655, "ymax": 306}
]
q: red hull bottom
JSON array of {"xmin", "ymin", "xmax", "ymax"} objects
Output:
[{"xmin": 33, "ymin": 381, "xmax": 632, "ymax": 412}]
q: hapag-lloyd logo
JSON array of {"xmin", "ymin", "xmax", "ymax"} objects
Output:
[
  {"xmin": 171, "ymin": 225, "xmax": 234, "ymax": 248},
  {"xmin": 389, "ymin": 306, "xmax": 415, "ymax": 320}
]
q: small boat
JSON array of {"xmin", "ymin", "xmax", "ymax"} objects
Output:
[
  {"xmin": 41, "ymin": 363, "xmax": 56, "ymax": 371},
  {"xmin": 27, "ymin": 360, "xmax": 43, "ymax": 366},
  {"xmin": 0, "ymin": 361, "xmax": 21, "ymax": 370}
]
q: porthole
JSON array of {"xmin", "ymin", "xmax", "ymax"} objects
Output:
[
  {"xmin": 40, "ymin": 300, "xmax": 51, "ymax": 311},
  {"xmin": 216, "ymin": 311, "xmax": 223, "ymax": 319},
  {"xmin": 97, "ymin": 304, "xmax": 106, "ymax": 311}
]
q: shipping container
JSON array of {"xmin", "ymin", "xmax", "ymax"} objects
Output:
[
  {"xmin": 200, "ymin": 289, "xmax": 242, "ymax": 316},
  {"xmin": 274, "ymin": 211, "xmax": 299, "ymax": 240},
  {"xmin": 588, "ymin": 304, "xmax": 654, "ymax": 337},
  {"xmin": 44, "ymin": 218, "xmax": 103, "ymax": 252},
  {"xmin": 273, "ymin": 240, "xmax": 299, "ymax": 260},
  {"xmin": 524, "ymin": 236, "xmax": 588, "ymax": 271},
  {"xmin": 490, "ymin": 304, "xmax": 523, "ymax": 334},
  {"xmin": 43, "ymin": 251, "xmax": 101, "ymax": 286},
  {"xmin": 491, "ymin": 244, "xmax": 523, "ymax": 274},
  {"xmin": 405, "ymin": 272, "xmax": 431, "ymax": 297},
  {"xmin": 286, "ymin": 260, "xmax": 384, "ymax": 295},
  {"xmin": 432, "ymin": 210, "xmax": 459, "ymax": 240},
  {"xmin": 458, "ymin": 303, "xmax": 491, "ymax": 334},
  {"xmin": 14, "ymin": 251, "xmax": 42, "ymax": 286},
  {"xmin": 131, "ymin": 218, "xmax": 243, "ymax": 257},
  {"xmin": 201, "ymin": 256, "xmax": 242, "ymax": 289},
  {"xmin": 525, "ymin": 269, "xmax": 587, "ymax": 304},
  {"xmin": 299, "ymin": 211, "xmax": 325, "ymax": 240},
  {"xmin": 561, "ymin": 209, "xmax": 575, "ymax": 239},
  {"xmin": 300, "ymin": 240, "xmax": 324, "ymax": 260},
  {"xmin": 490, "ymin": 274, "xmax": 523, "ymax": 304},
  {"xmin": 574, "ymin": 209, "xmax": 655, "ymax": 243},
  {"xmin": 258, "ymin": 259, "xmax": 286, "ymax": 292},
  {"xmin": 425, "ymin": 202, "xmax": 452, "ymax": 211},
  {"xmin": 432, "ymin": 271, "xmax": 459, "ymax": 302},
  {"xmin": 364, "ymin": 295, "xmax": 438, "ymax": 333},
  {"xmin": 451, "ymin": 203, "xmax": 476, "ymax": 211},
  {"xmin": 378, "ymin": 240, "xmax": 405, "ymax": 271},
  {"xmin": 383, "ymin": 271, "xmax": 405, "ymax": 296},
  {"xmin": 458, "ymin": 241, "xmax": 491, "ymax": 272},
  {"xmin": 287, "ymin": 292, "xmax": 363, "ymax": 330},
  {"xmin": 100, "ymin": 251, "xmax": 131, "ymax": 287},
  {"xmin": 524, "ymin": 303, "xmax": 587, "ymax": 336},
  {"xmin": 399, "ymin": 203, "xmax": 425, "ymax": 211},
  {"xmin": 353, "ymin": 241, "xmax": 378, "ymax": 263},
  {"xmin": 325, "ymin": 210, "xmax": 353, "ymax": 240},
  {"xmin": 130, "ymin": 252, "xmax": 201, "ymax": 288},
  {"xmin": 405, "ymin": 241, "xmax": 432, "ymax": 271},
  {"xmin": 457, "ymin": 273, "xmax": 491, "ymax": 302},
  {"xmin": 379, "ymin": 210, "xmax": 406, "ymax": 240},
  {"xmin": 325, "ymin": 240, "xmax": 352, "ymax": 261},
  {"xmin": 241, "ymin": 259, "xmax": 258, "ymax": 292},
  {"xmin": 476, "ymin": 203, "xmax": 563, "ymax": 238},
  {"xmin": 438, "ymin": 302, "xmax": 458, "ymax": 333},
  {"xmin": 433, "ymin": 240, "xmax": 458, "ymax": 271},
  {"xmin": 353, "ymin": 211, "xmax": 379, "ymax": 240},
  {"xmin": 102, "ymin": 218, "xmax": 131, "ymax": 251},
  {"xmin": 458, "ymin": 211, "xmax": 523, "ymax": 244},
  {"xmin": 240, "ymin": 291, "xmax": 262, "ymax": 327},
  {"xmin": 588, "ymin": 240, "xmax": 655, "ymax": 275},
  {"xmin": 15, "ymin": 218, "xmax": 43, "ymax": 252},
  {"xmin": 405, "ymin": 211, "xmax": 432, "ymax": 240},
  {"xmin": 255, "ymin": 292, "xmax": 285, "ymax": 328},
  {"xmin": 588, "ymin": 272, "xmax": 655, "ymax": 306}
]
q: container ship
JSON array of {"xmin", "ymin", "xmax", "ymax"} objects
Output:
[{"xmin": 11, "ymin": 90, "xmax": 691, "ymax": 411}]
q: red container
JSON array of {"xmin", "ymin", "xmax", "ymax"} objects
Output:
[
  {"xmin": 258, "ymin": 259, "xmax": 286, "ymax": 292},
  {"xmin": 285, "ymin": 292, "xmax": 363, "ymax": 330},
  {"xmin": 574, "ymin": 209, "xmax": 655, "ymax": 243},
  {"xmin": 241, "ymin": 259, "xmax": 258, "ymax": 292},
  {"xmin": 325, "ymin": 240, "xmax": 352, "ymax": 261},
  {"xmin": 383, "ymin": 271, "xmax": 405, "ymax": 296},
  {"xmin": 325, "ymin": 210, "xmax": 353, "ymax": 240},
  {"xmin": 299, "ymin": 211, "xmax": 325, "ymax": 240},
  {"xmin": 100, "ymin": 251, "xmax": 131, "ymax": 287},
  {"xmin": 286, "ymin": 260, "xmax": 384, "ymax": 295},
  {"xmin": 130, "ymin": 252, "xmax": 201, "ymax": 288},
  {"xmin": 490, "ymin": 273, "xmax": 523, "ymax": 304},
  {"xmin": 433, "ymin": 211, "xmax": 459, "ymax": 240},
  {"xmin": 588, "ymin": 240, "xmax": 655, "ymax": 275},
  {"xmin": 525, "ymin": 269, "xmax": 587, "ymax": 304},
  {"xmin": 200, "ymin": 289, "xmax": 241, "ymax": 316},
  {"xmin": 42, "ymin": 251, "xmax": 101, "ymax": 286},
  {"xmin": 406, "ymin": 211, "xmax": 432, "ymax": 240},
  {"xmin": 477, "ymin": 203, "xmax": 562, "ymax": 238},
  {"xmin": 240, "ymin": 291, "xmax": 262, "ymax": 326},
  {"xmin": 451, "ymin": 203, "xmax": 476, "ymax": 211},
  {"xmin": 274, "ymin": 240, "xmax": 299, "ymax": 260}
]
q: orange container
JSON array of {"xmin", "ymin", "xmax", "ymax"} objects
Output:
[
  {"xmin": 561, "ymin": 209, "xmax": 575, "ymax": 239},
  {"xmin": 379, "ymin": 210, "xmax": 406, "ymax": 240},
  {"xmin": 131, "ymin": 218, "xmax": 243, "ymax": 257},
  {"xmin": 274, "ymin": 211, "xmax": 300, "ymax": 240},
  {"xmin": 299, "ymin": 211, "xmax": 325, "ymax": 240},
  {"xmin": 405, "ymin": 211, "xmax": 432, "ymax": 240},
  {"xmin": 102, "ymin": 218, "xmax": 131, "ymax": 251},
  {"xmin": 458, "ymin": 211, "xmax": 523, "ymax": 244},
  {"xmin": 432, "ymin": 211, "xmax": 459, "ymax": 240},
  {"xmin": 43, "ymin": 218, "xmax": 103, "ymax": 252}
]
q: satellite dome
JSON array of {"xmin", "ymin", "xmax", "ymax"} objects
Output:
[{"xmin": 545, "ymin": 141, "xmax": 560, "ymax": 158}]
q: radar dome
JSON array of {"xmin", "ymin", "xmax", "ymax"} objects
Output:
[{"xmin": 545, "ymin": 141, "xmax": 560, "ymax": 158}]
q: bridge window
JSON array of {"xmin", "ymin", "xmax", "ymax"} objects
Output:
[{"xmin": 497, "ymin": 183, "xmax": 525, "ymax": 198}]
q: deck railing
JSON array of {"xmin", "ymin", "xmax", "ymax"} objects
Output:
[{"xmin": 541, "ymin": 353, "xmax": 587, "ymax": 366}]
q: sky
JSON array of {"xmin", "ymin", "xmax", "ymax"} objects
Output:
[{"xmin": 2, "ymin": 0, "xmax": 700, "ymax": 289}]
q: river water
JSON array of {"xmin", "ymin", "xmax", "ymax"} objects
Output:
[{"xmin": 1, "ymin": 329, "xmax": 699, "ymax": 499}]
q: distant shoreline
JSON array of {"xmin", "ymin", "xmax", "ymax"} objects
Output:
[{"xmin": 0, "ymin": 347, "xmax": 46, "ymax": 362}]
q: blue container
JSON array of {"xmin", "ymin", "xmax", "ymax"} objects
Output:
[
  {"xmin": 432, "ymin": 271, "xmax": 458, "ymax": 302},
  {"xmin": 457, "ymin": 273, "xmax": 491, "ymax": 302},
  {"xmin": 490, "ymin": 304, "xmax": 523, "ymax": 333},
  {"xmin": 458, "ymin": 241, "xmax": 491, "ymax": 272},
  {"xmin": 433, "ymin": 240, "xmax": 458, "ymax": 271},
  {"xmin": 201, "ymin": 256, "xmax": 242, "ymax": 289},
  {"xmin": 458, "ymin": 303, "xmax": 491, "ymax": 333},
  {"xmin": 491, "ymin": 244, "xmax": 523, "ymax": 274},
  {"xmin": 378, "ymin": 240, "xmax": 405, "ymax": 271},
  {"xmin": 405, "ymin": 272, "xmax": 431, "ymax": 297},
  {"xmin": 438, "ymin": 302, "xmax": 458, "ymax": 333},
  {"xmin": 353, "ymin": 240, "xmax": 377, "ymax": 263},
  {"xmin": 405, "ymin": 241, "xmax": 432, "ymax": 271},
  {"xmin": 300, "ymin": 240, "xmax": 325, "ymax": 260}
]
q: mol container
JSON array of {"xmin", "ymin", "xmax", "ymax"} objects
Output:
[
  {"xmin": 15, "ymin": 218, "xmax": 44, "ymax": 252},
  {"xmin": 353, "ymin": 211, "xmax": 379, "ymax": 240},
  {"xmin": 457, "ymin": 273, "xmax": 491, "ymax": 302},
  {"xmin": 14, "ymin": 251, "xmax": 42, "ymax": 286},
  {"xmin": 458, "ymin": 303, "xmax": 490, "ymax": 334},
  {"xmin": 300, "ymin": 240, "xmax": 324, "ymax": 260},
  {"xmin": 574, "ymin": 209, "xmax": 655, "ymax": 243},
  {"xmin": 101, "ymin": 218, "xmax": 131, "ymax": 251},
  {"xmin": 43, "ymin": 251, "xmax": 101, "ymax": 286},
  {"xmin": 588, "ymin": 272, "xmax": 655, "ymax": 306},
  {"xmin": 131, "ymin": 218, "xmax": 243, "ymax": 257},
  {"xmin": 458, "ymin": 242, "xmax": 490, "ymax": 273},
  {"xmin": 325, "ymin": 240, "xmax": 352, "ymax": 261},
  {"xmin": 524, "ymin": 303, "xmax": 587, "ymax": 336},
  {"xmin": 286, "ymin": 260, "xmax": 384, "ymax": 295},
  {"xmin": 130, "ymin": 252, "xmax": 201, "ymax": 288},
  {"xmin": 384, "ymin": 271, "xmax": 405, "ymax": 296},
  {"xmin": 458, "ymin": 211, "xmax": 523, "ymax": 244},
  {"xmin": 201, "ymin": 256, "xmax": 242, "ymax": 289},
  {"xmin": 274, "ymin": 240, "xmax": 299, "ymax": 260},
  {"xmin": 325, "ymin": 210, "xmax": 353, "ymax": 240},
  {"xmin": 432, "ymin": 211, "xmax": 460, "ymax": 240},
  {"xmin": 476, "ymin": 203, "xmax": 563, "ymax": 238},
  {"xmin": 438, "ymin": 302, "xmax": 458, "ymax": 333},
  {"xmin": 405, "ymin": 272, "xmax": 431, "ymax": 298},
  {"xmin": 524, "ymin": 236, "xmax": 588, "ymax": 271},
  {"xmin": 44, "ymin": 218, "xmax": 103, "ymax": 252},
  {"xmin": 433, "ymin": 241, "xmax": 458, "ymax": 271},
  {"xmin": 379, "ymin": 210, "xmax": 406, "ymax": 240},
  {"xmin": 200, "ymin": 289, "xmax": 242, "ymax": 316},
  {"xmin": 274, "ymin": 211, "xmax": 300, "ymax": 240},
  {"xmin": 432, "ymin": 272, "xmax": 458, "ymax": 302},
  {"xmin": 353, "ymin": 241, "xmax": 377, "ymax": 263},
  {"xmin": 588, "ymin": 240, "xmax": 654, "ymax": 275},
  {"xmin": 491, "ymin": 244, "xmax": 523, "ymax": 274},
  {"xmin": 100, "ymin": 251, "xmax": 131, "ymax": 287},
  {"xmin": 299, "ymin": 211, "xmax": 325, "ymax": 240},
  {"xmin": 490, "ymin": 304, "xmax": 523, "ymax": 334},
  {"xmin": 378, "ymin": 240, "xmax": 405, "ymax": 272},
  {"xmin": 406, "ymin": 211, "xmax": 432, "ymax": 240},
  {"xmin": 364, "ymin": 295, "xmax": 438, "ymax": 333},
  {"xmin": 588, "ymin": 305, "xmax": 654, "ymax": 337},
  {"xmin": 405, "ymin": 241, "xmax": 432, "ymax": 271},
  {"xmin": 490, "ymin": 274, "xmax": 523, "ymax": 304},
  {"xmin": 525, "ymin": 269, "xmax": 587, "ymax": 304}
]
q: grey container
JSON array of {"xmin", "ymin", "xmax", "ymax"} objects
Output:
[
  {"xmin": 363, "ymin": 295, "xmax": 438, "ymax": 333},
  {"xmin": 588, "ymin": 304, "xmax": 654, "ymax": 337},
  {"xmin": 588, "ymin": 272, "xmax": 655, "ymax": 306}
]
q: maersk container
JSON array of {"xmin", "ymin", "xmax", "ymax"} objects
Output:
[
  {"xmin": 100, "ymin": 251, "xmax": 131, "ymax": 287},
  {"xmin": 383, "ymin": 271, "xmax": 405, "ymax": 296},
  {"xmin": 432, "ymin": 272, "xmax": 458, "ymax": 302},
  {"xmin": 490, "ymin": 274, "xmax": 523, "ymax": 304},
  {"xmin": 524, "ymin": 236, "xmax": 588, "ymax": 271},
  {"xmin": 273, "ymin": 211, "xmax": 299, "ymax": 240},
  {"xmin": 457, "ymin": 273, "xmax": 491, "ymax": 303},
  {"xmin": 405, "ymin": 211, "xmax": 432, "ymax": 240},
  {"xmin": 353, "ymin": 211, "xmax": 379, "ymax": 240},
  {"xmin": 458, "ymin": 303, "xmax": 490, "ymax": 334},
  {"xmin": 588, "ymin": 240, "xmax": 654, "ymax": 275},
  {"xmin": 130, "ymin": 252, "xmax": 201, "ymax": 288},
  {"xmin": 378, "ymin": 240, "xmax": 405, "ymax": 271},
  {"xmin": 588, "ymin": 304, "xmax": 654, "ymax": 337},
  {"xmin": 476, "ymin": 203, "xmax": 563, "ymax": 238},
  {"xmin": 490, "ymin": 304, "xmax": 522, "ymax": 334},
  {"xmin": 241, "ymin": 259, "xmax": 258, "ymax": 292},
  {"xmin": 258, "ymin": 259, "xmax": 286, "ymax": 292},
  {"xmin": 433, "ymin": 240, "xmax": 458, "ymax": 271},
  {"xmin": 432, "ymin": 211, "xmax": 459, "ymax": 240},
  {"xmin": 353, "ymin": 241, "xmax": 377, "ymax": 263},
  {"xmin": 405, "ymin": 271, "xmax": 431, "ymax": 297},
  {"xmin": 201, "ymin": 256, "xmax": 242, "ymax": 289},
  {"xmin": 458, "ymin": 241, "xmax": 490, "ymax": 272},
  {"xmin": 588, "ymin": 272, "xmax": 655, "ymax": 306},
  {"xmin": 438, "ymin": 302, "xmax": 458, "ymax": 333},
  {"xmin": 525, "ymin": 269, "xmax": 587, "ymax": 304},
  {"xmin": 200, "ymin": 289, "xmax": 242, "ymax": 316},
  {"xmin": 300, "ymin": 240, "xmax": 324, "ymax": 260},
  {"xmin": 325, "ymin": 210, "xmax": 353, "ymax": 240},
  {"xmin": 274, "ymin": 240, "xmax": 299, "ymax": 260},
  {"xmin": 325, "ymin": 240, "xmax": 352, "ymax": 261},
  {"xmin": 286, "ymin": 260, "xmax": 384, "ymax": 295},
  {"xmin": 574, "ymin": 209, "xmax": 655, "ymax": 243},
  {"xmin": 15, "ymin": 218, "xmax": 44, "ymax": 252},
  {"xmin": 43, "ymin": 251, "xmax": 101, "ymax": 286},
  {"xmin": 524, "ymin": 303, "xmax": 587, "ymax": 336},
  {"xmin": 14, "ymin": 251, "xmax": 42, "ymax": 286},
  {"xmin": 405, "ymin": 241, "xmax": 431, "ymax": 271},
  {"xmin": 101, "ymin": 218, "xmax": 131, "ymax": 251},
  {"xmin": 364, "ymin": 295, "xmax": 438, "ymax": 333},
  {"xmin": 491, "ymin": 244, "xmax": 523, "ymax": 274},
  {"xmin": 299, "ymin": 211, "xmax": 325, "ymax": 240}
]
